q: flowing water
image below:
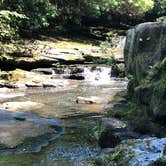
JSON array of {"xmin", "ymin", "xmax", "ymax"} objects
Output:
[{"xmin": 0, "ymin": 66, "xmax": 127, "ymax": 166}]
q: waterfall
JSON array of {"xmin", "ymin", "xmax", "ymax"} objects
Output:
[
  {"xmin": 116, "ymin": 36, "xmax": 126, "ymax": 48},
  {"xmin": 83, "ymin": 66, "xmax": 112, "ymax": 84}
]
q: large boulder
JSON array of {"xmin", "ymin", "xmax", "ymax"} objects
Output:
[
  {"xmin": 98, "ymin": 118, "xmax": 139, "ymax": 148},
  {"xmin": 124, "ymin": 21, "xmax": 166, "ymax": 83},
  {"xmin": 124, "ymin": 21, "xmax": 166, "ymax": 120}
]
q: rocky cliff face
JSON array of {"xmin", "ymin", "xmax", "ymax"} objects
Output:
[{"xmin": 124, "ymin": 21, "xmax": 166, "ymax": 121}]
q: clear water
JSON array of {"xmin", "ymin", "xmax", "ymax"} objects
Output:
[{"xmin": 0, "ymin": 67, "xmax": 127, "ymax": 166}]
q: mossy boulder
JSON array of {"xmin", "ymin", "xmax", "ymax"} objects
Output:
[
  {"xmin": 98, "ymin": 118, "xmax": 139, "ymax": 149},
  {"xmin": 135, "ymin": 58, "xmax": 166, "ymax": 120},
  {"xmin": 124, "ymin": 21, "xmax": 166, "ymax": 84},
  {"xmin": 124, "ymin": 21, "xmax": 166, "ymax": 121}
]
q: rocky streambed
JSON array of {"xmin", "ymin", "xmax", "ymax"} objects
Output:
[
  {"xmin": 0, "ymin": 64, "xmax": 165, "ymax": 166},
  {"xmin": 0, "ymin": 21, "xmax": 165, "ymax": 166},
  {"xmin": 0, "ymin": 65, "xmax": 128, "ymax": 165}
]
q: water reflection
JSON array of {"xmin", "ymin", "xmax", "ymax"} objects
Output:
[{"xmin": 0, "ymin": 66, "xmax": 127, "ymax": 166}]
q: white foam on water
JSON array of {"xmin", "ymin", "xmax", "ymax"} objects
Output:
[{"xmin": 83, "ymin": 66, "xmax": 112, "ymax": 85}]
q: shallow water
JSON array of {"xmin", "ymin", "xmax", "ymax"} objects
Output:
[{"xmin": 0, "ymin": 67, "xmax": 127, "ymax": 166}]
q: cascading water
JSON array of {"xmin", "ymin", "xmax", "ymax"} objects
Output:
[
  {"xmin": 83, "ymin": 66, "xmax": 112, "ymax": 84},
  {"xmin": 116, "ymin": 36, "xmax": 126, "ymax": 48},
  {"xmin": 51, "ymin": 65, "xmax": 127, "ymax": 87}
]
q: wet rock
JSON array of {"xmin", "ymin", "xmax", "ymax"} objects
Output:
[
  {"xmin": 0, "ymin": 69, "xmax": 68, "ymax": 89},
  {"xmin": 150, "ymin": 157, "xmax": 166, "ymax": 166},
  {"xmin": 0, "ymin": 88, "xmax": 25, "ymax": 102},
  {"xmin": 42, "ymin": 48, "xmax": 85, "ymax": 62},
  {"xmin": 32, "ymin": 68, "xmax": 55, "ymax": 75},
  {"xmin": 101, "ymin": 118, "xmax": 127, "ymax": 129},
  {"xmin": 0, "ymin": 71, "xmax": 10, "ymax": 80},
  {"xmin": 98, "ymin": 118, "xmax": 139, "ymax": 148},
  {"xmin": 25, "ymin": 82, "xmax": 43, "ymax": 88},
  {"xmin": 52, "ymin": 65, "xmax": 84, "ymax": 75},
  {"xmin": 0, "ymin": 109, "xmax": 62, "ymax": 153},
  {"xmin": 43, "ymin": 82, "xmax": 57, "ymax": 88},
  {"xmin": 95, "ymin": 137, "xmax": 166, "ymax": 166},
  {"xmin": 76, "ymin": 96, "xmax": 104, "ymax": 104},
  {"xmin": 0, "ymin": 101, "xmax": 44, "ymax": 112},
  {"xmin": 63, "ymin": 74, "xmax": 84, "ymax": 80}
]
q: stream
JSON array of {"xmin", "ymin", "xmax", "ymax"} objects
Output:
[{"xmin": 0, "ymin": 65, "xmax": 128, "ymax": 166}]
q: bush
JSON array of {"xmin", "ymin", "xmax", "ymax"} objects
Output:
[
  {"xmin": 152, "ymin": 0, "xmax": 166, "ymax": 17},
  {"xmin": 0, "ymin": 10, "xmax": 26, "ymax": 41},
  {"xmin": 3, "ymin": 0, "xmax": 57, "ymax": 30}
]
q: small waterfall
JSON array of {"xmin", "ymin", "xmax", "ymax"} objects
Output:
[
  {"xmin": 110, "ymin": 36, "xmax": 126, "ymax": 48},
  {"xmin": 83, "ymin": 66, "xmax": 112, "ymax": 84},
  {"xmin": 63, "ymin": 68, "xmax": 71, "ymax": 75},
  {"xmin": 51, "ymin": 65, "xmax": 116, "ymax": 85},
  {"xmin": 116, "ymin": 36, "xmax": 126, "ymax": 48}
]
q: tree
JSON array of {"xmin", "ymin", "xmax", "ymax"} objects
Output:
[{"xmin": 2, "ymin": 0, "xmax": 57, "ymax": 30}]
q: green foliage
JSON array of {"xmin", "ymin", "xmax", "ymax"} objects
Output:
[
  {"xmin": 145, "ymin": 57, "xmax": 166, "ymax": 90},
  {"xmin": 93, "ymin": 54, "xmax": 125, "ymax": 77},
  {"xmin": 152, "ymin": 0, "xmax": 166, "ymax": 17},
  {"xmin": 99, "ymin": 41, "xmax": 110, "ymax": 53},
  {"xmin": 0, "ymin": 10, "xmax": 26, "ymax": 41},
  {"xmin": 159, "ymin": 74, "xmax": 166, "ymax": 90},
  {"xmin": 2, "ymin": 0, "xmax": 155, "ymax": 30},
  {"xmin": 93, "ymin": 55, "xmax": 116, "ymax": 66},
  {"xmin": 3, "ymin": 0, "xmax": 57, "ymax": 30},
  {"xmin": 84, "ymin": 0, "xmax": 154, "ymax": 17},
  {"xmin": 131, "ymin": 0, "xmax": 154, "ymax": 12},
  {"xmin": 53, "ymin": 0, "xmax": 154, "ymax": 26}
]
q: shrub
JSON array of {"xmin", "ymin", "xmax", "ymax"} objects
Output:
[
  {"xmin": 152, "ymin": 0, "xmax": 166, "ymax": 17},
  {"xmin": 3, "ymin": 0, "xmax": 57, "ymax": 30},
  {"xmin": 0, "ymin": 10, "xmax": 26, "ymax": 41}
]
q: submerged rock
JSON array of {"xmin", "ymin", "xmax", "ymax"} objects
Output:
[
  {"xmin": 0, "ymin": 92, "xmax": 25, "ymax": 102},
  {"xmin": 0, "ymin": 109, "xmax": 62, "ymax": 153},
  {"xmin": 0, "ymin": 101, "xmax": 44, "ymax": 112},
  {"xmin": 0, "ymin": 87, "xmax": 25, "ymax": 102}
]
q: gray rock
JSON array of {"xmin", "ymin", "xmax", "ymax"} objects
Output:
[
  {"xmin": 0, "ymin": 101, "xmax": 44, "ymax": 112},
  {"xmin": 32, "ymin": 68, "xmax": 55, "ymax": 75},
  {"xmin": 124, "ymin": 21, "xmax": 166, "ymax": 120},
  {"xmin": 25, "ymin": 82, "xmax": 43, "ymax": 88},
  {"xmin": 76, "ymin": 96, "xmax": 105, "ymax": 104},
  {"xmin": 63, "ymin": 74, "xmax": 84, "ymax": 80},
  {"xmin": 96, "ymin": 137, "xmax": 166, "ymax": 166},
  {"xmin": 0, "ymin": 109, "xmax": 62, "ymax": 153},
  {"xmin": 0, "ymin": 92, "xmax": 25, "ymax": 102},
  {"xmin": 125, "ymin": 21, "xmax": 166, "ymax": 82},
  {"xmin": 98, "ymin": 118, "xmax": 139, "ymax": 148},
  {"xmin": 117, "ymin": 137, "xmax": 166, "ymax": 166}
]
